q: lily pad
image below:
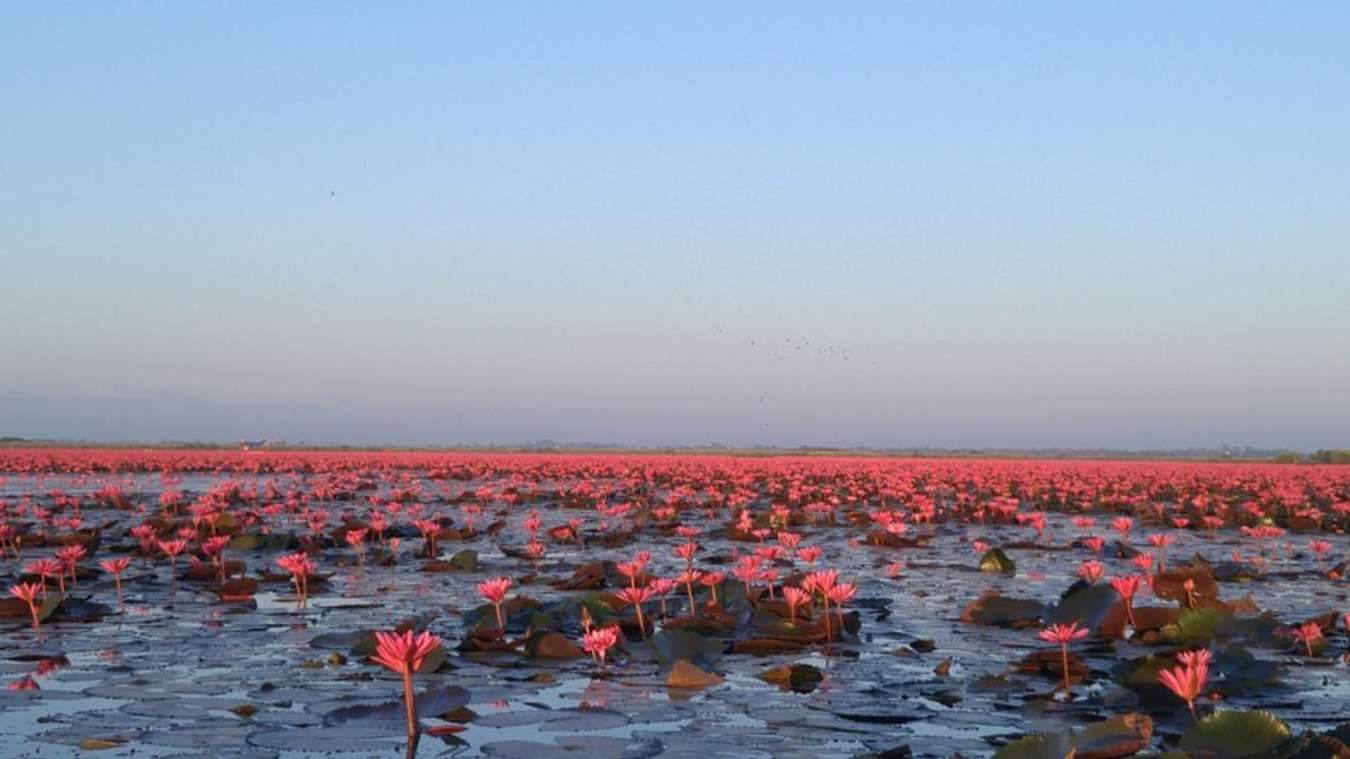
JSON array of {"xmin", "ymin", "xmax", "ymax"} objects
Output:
[
  {"xmin": 758, "ymin": 663, "xmax": 824, "ymax": 694},
  {"xmin": 1048, "ymin": 583, "xmax": 1119, "ymax": 631},
  {"xmin": 980, "ymin": 548, "xmax": 1017, "ymax": 574},
  {"xmin": 649, "ymin": 629, "xmax": 724, "ymax": 669},
  {"xmin": 1075, "ymin": 713, "xmax": 1153, "ymax": 759},
  {"xmin": 992, "ymin": 732, "xmax": 1073, "ymax": 759},
  {"xmin": 321, "ymin": 686, "xmax": 470, "ymax": 726},
  {"xmin": 1179, "ymin": 710, "xmax": 1292, "ymax": 759},
  {"xmin": 962, "ymin": 591, "xmax": 1044, "ymax": 628},
  {"xmin": 667, "ymin": 659, "xmax": 724, "ymax": 689}
]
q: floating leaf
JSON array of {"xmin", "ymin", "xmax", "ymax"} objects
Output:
[
  {"xmin": 666, "ymin": 659, "xmax": 724, "ymax": 689},
  {"xmin": 1164, "ymin": 608, "xmax": 1227, "ymax": 643},
  {"xmin": 523, "ymin": 632, "xmax": 583, "ymax": 659},
  {"xmin": 1074, "ymin": 713, "xmax": 1152, "ymax": 759},
  {"xmin": 649, "ymin": 629, "xmax": 724, "ymax": 669},
  {"xmin": 759, "ymin": 663, "xmax": 824, "ymax": 693},
  {"xmin": 980, "ymin": 548, "xmax": 1017, "ymax": 574},
  {"xmin": 1179, "ymin": 710, "xmax": 1291, "ymax": 759},
  {"xmin": 962, "ymin": 591, "xmax": 1044, "ymax": 628},
  {"xmin": 448, "ymin": 549, "xmax": 478, "ymax": 571},
  {"xmin": 1048, "ymin": 583, "xmax": 1119, "ymax": 631},
  {"xmin": 992, "ymin": 732, "xmax": 1073, "ymax": 759},
  {"xmin": 322, "ymin": 686, "xmax": 470, "ymax": 727}
]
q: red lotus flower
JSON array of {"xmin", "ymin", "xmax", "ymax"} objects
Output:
[
  {"xmin": 100, "ymin": 557, "xmax": 132, "ymax": 611},
  {"xmin": 371, "ymin": 629, "xmax": 443, "ymax": 675},
  {"xmin": 1290, "ymin": 621, "xmax": 1324, "ymax": 656},
  {"xmin": 699, "ymin": 570, "xmax": 727, "ymax": 607},
  {"xmin": 615, "ymin": 560, "xmax": 645, "ymax": 589},
  {"xmin": 371, "ymin": 628, "xmax": 443, "ymax": 758},
  {"xmin": 25, "ymin": 558, "xmax": 64, "ymax": 599},
  {"xmin": 159, "ymin": 538, "xmax": 187, "ymax": 558},
  {"xmin": 1310, "ymin": 539, "xmax": 1332, "ymax": 562},
  {"xmin": 276, "ymin": 552, "xmax": 315, "ymax": 608},
  {"xmin": 1038, "ymin": 622, "xmax": 1090, "ymax": 646},
  {"xmin": 1158, "ymin": 651, "xmax": 1210, "ymax": 721},
  {"xmin": 614, "ymin": 586, "xmax": 654, "ymax": 638},
  {"xmin": 9, "ymin": 582, "xmax": 42, "ymax": 632},
  {"xmin": 797, "ymin": 546, "xmax": 823, "ymax": 568},
  {"xmin": 675, "ymin": 542, "xmax": 699, "ymax": 567},
  {"xmin": 1078, "ymin": 561, "xmax": 1104, "ymax": 584},
  {"xmin": 477, "ymin": 577, "xmax": 512, "ymax": 633},
  {"xmin": 733, "ymin": 555, "xmax": 763, "ymax": 595},
  {"xmin": 1109, "ymin": 575, "xmax": 1143, "ymax": 628},
  {"xmin": 648, "ymin": 577, "xmax": 678, "ymax": 618},
  {"xmin": 1131, "ymin": 552, "xmax": 1155, "ymax": 573},
  {"xmin": 678, "ymin": 568, "xmax": 702, "ymax": 615},
  {"xmin": 6, "ymin": 675, "xmax": 38, "ymax": 691},
  {"xmin": 783, "ymin": 585, "xmax": 811, "ymax": 624},
  {"xmin": 55, "ymin": 545, "xmax": 87, "ymax": 589},
  {"xmin": 582, "ymin": 625, "xmax": 620, "ymax": 670},
  {"xmin": 1038, "ymin": 622, "xmax": 1089, "ymax": 699}
]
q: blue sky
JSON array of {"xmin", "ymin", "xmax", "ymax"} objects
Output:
[{"xmin": 2, "ymin": 3, "xmax": 1347, "ymax": 449}]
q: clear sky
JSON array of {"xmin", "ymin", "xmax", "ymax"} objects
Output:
[{"xmin": 2, "ymin": 3, "xmax": 1347, "ymax": 450}]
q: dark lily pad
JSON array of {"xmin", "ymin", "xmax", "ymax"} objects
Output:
[
  {"xmin": 1047, "ymin": 583, "xmax": 1119, "ymax": 631},
  {"xmin": 321, "ymin": 686, "xmax": 470, "ymax": 726},
  {"xmin": 962, "ymin": 591, "xmax": 1044, "ymax": 628},
  {"xmin": 1075, "ymin": 713, "xmax": 1153, "ymax": 759},
  {"xmin": 523, "ymin": 631, "xmax": 583, "ymax": 659},
  {"xmin": 758, "ymin": 663, "xmax": 824, "ymax": 693},
  {"xmin": 992, "ymin": 732, "xmax": 1073, "ymax": 759},
  {"xmin": 649, "ymin": 629, "xmax": 724, "ymax": 669}
]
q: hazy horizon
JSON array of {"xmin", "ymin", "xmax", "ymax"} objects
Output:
[{"xmin": 3, "ymin": 4, "xmax": 1348, "ymax": 451}]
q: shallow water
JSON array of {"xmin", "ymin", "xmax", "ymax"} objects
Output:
[{"xmin": 1, "ymin": 455, "xmax": 1348, "ymax": 757}]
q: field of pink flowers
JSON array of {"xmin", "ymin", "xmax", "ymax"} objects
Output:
[{"xmin": 1, "ymin": 449, "xmax": 1349, "ymax": 758}]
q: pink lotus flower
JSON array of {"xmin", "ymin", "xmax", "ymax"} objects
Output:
[
  {"xmin": 100, "ymin": 557, "xmax": 132, "ymax": 611},
  {"xmin": 276, "ymin": 552, "xmax": 315, "ymax": 608},
  {"xmin": 678, "ymin": 568, "xmax": 702, "ymax": 614},
  {"xmin": 675, "ymin": 542, "xmax": 699, "ymax": 566},
  {"xmin": 1158, "ymin": 650, "xmax": 1210, "ymax": 721},
  {"xmin": 783, "ymin": 586, "xmax": 811, "ymax": 624},
  {"xmin": 9, "ymin": 582, "xmax": 42, "ymax": 632},
  {"xmin": 648, "ymin": 577, "xmax": 678, "ymax": 618},
  {"xmin": 1291, "ymin": 621, "xmax": 1324, "ymax": 656},
  {"xmin": 1038, "ymin": 622, "xmax": 1089, "ymax": 698},
  {"xmin": 582, "ymin": 625, "xmax": 620, "ymax": 670},
  {"xmin": 614, "ymin": 586, "xmax": 654, "ymax": 639},
  {"xmin": 371, "ymin": 628, "xmax": 443, "ymax": 758},
  {"xmin": 1109, "ymin": 575, "xmax": 1143, "ymax": 628},
  {"xmin": 477, "ymin": 577, "xmax": 512, "ymax": 633},
  {"xmin": 7, "ymin": 675, "xmax": 39, "ymax": 691}
]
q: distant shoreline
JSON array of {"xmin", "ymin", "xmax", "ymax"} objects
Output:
[{"xmin": 1, "ymin": 437, "xmax": 1343, "ymax": 463}]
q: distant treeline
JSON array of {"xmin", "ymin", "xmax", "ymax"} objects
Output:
[{"xmin": 1275, "ymin": 450, "xmax": 1350, "ymax": 464}]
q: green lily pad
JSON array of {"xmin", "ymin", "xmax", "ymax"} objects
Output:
[
  {"xmin": 1164, "ymin": 608, "xmax": 1227, "ymax": 643},
  {"xmin": 447, "ymin": 549, "xmax": 478, "ymax": 571},
  {"xmin": 1179, "ymin": 710, "xmax": 1291, "ymax": 759},
  {"xmin": 980, "ymin": 548, "xmax": 1017, "ymax": 574},
  {"xmin": 1075, "ymin": 713, "xmax": 1153, "ymax": 759}
]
